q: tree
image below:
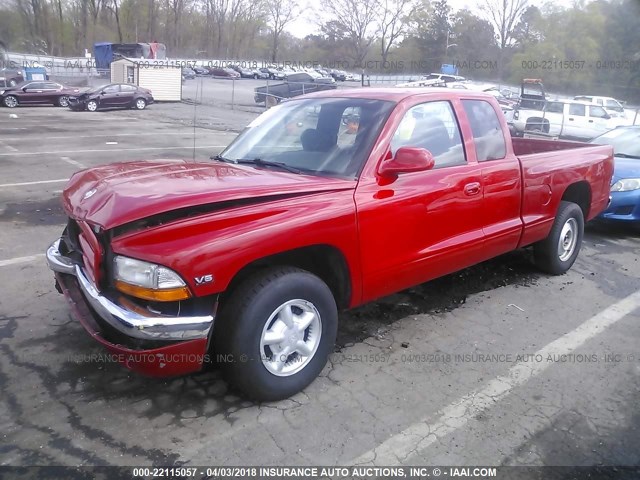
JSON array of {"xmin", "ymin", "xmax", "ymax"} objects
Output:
[
  {"xmin": 319, "ymin": 0, "xmax": 379, "ymax": 66},
  {"xmin": 378, "ymin": 0, "xmax": 416, "ymax": 65},
  {"xmin": 265, "ymin": 0, "xmax": 297, "ymax": 62}
]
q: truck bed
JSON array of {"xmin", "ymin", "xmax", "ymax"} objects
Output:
[{"xmin": 514, "ymin": 137, "xmax": 614, "ymax": 248}]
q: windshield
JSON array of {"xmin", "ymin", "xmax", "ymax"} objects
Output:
[
  {"xmin": 591, "ymin": 127, "xmax": 640, "ymax": 157},
  {"xmin": 219, "ymin": 97, "xmax": 395, "ymax": 178}
]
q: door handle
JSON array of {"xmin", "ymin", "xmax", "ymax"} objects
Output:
[
  {"xmin": 568, "ymin": 118, "xmax": 574, "ymax": 121},
  {"xmin": 588, "ymin": 120, "xmax": 594, "ymax": 123},
  {"xmin": 464, "ymin": 182, "xmax": 481, "ymax": 196}
]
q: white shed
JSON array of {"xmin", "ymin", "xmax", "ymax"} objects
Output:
[{"xmin": 110, "ymin": 58, "xmax": 182, "ymax": 101}]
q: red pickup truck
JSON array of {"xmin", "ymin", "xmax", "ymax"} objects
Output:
[{"xmin": 46, "ymin": 89, "xmax": 614, "ymax": 400}]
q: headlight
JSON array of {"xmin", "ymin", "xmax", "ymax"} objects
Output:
[
  {"xmin": 611, "ymin": 178, "xmax": 640, "ymax": 192},
  {"xmin": 113, "ymin": 256, "xmax": 191, "ymax": 301}
]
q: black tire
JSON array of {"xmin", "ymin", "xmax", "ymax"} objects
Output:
[
  {"xmin": 534, "ymin": 201, "xmax": 584, "ymax": 275},
  {"xmin": 214, "ymin": 266, "xmax": 338, "ymax": 401},
  {"xmin": 3, "ymin": 95, "xmax": 18, "ymax": 108},
  {"xmin": 8, "ymin": 79, "xmax": 17, "ymax": 87}
]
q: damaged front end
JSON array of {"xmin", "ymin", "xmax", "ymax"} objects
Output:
[{"xmin": 46, "ymin": 218, "xmax": 216, "ymax": 377}]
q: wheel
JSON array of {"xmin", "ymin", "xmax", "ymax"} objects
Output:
[
  {"xmin": 214, "ymin": 266, "xmax": 338, "ymax": 401},
  {"xmin": 134, "ymin": 98, "xmax": 146, "ymax": 110},
  {"xmin": 254, "ymin": 73, "xmax": 259, "ymax": 79},
  {"xmin": 265, "ymin": 95, "xmax": 278, "ymax": 108},
  {"xmin": 8, "ymin": 79, "xmax": 17, "ymax": 87},
  {"xmin": 534, "ymin": 201, "xmax": 584, "ymax": 275},
  {"xmin": 57, "ymin": 96, "xmax": 69, "ymax": 107},
  {"xmin": 86, "ymin": 100, "xmax": 98, "ymax": 112},
  {"xmin": 3, "ymin": 95, "xmax": 18, "ymax": 108}
]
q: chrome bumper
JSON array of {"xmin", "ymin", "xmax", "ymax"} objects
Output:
[{"xmin": 46, "ymin": 239, "xmax": 214, "ymax": 341}]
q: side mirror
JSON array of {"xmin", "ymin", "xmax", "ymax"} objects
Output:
[
  {"xmin": 22, "ymin": 87, "xmax": 28, "ymax": 92},
  {"xmin": 378, "ymin": 147, "xmax": 435, "ymax": 177},
  {"xmin": 604, "ymin": 113, "xmax": 611, "ymax": 120}
]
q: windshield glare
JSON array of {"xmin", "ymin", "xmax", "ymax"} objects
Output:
[
  {"xmin": 220, "ymin": 97, "xmax": 395, "ymax": 178},
  {"xmin": 591, "ymin": 128, "xmax": 640, "ymax": 157}
]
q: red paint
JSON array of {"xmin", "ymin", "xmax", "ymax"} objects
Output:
[
  {"xmin": 57, "ymin": 272, "xmax": 207, "ymax": 377},
  {"xmin": 55, "ymin": 89, "xmax": 614, "ymax": 377}
]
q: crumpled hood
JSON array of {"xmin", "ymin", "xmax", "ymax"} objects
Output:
[{"xmin": 62, "ymin": 159, "xmax": 355, "ymax": 229}]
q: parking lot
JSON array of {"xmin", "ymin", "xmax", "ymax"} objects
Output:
[{"xmin": 1, "ymin": 103, "xmax": 639, "ymax": 470}]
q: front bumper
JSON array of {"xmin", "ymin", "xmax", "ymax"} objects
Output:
[
  {"xmin": 46, "ymin": 238, "xmax": 215, "ymax": 376},
  {"xmin": 598, "ymin": 190, "xmax": 640, "ymax": 223}
]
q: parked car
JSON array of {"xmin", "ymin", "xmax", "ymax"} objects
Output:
[
  {"xmin": 193, "ymin": 66, "xmax": 209, "ymax": 76},
  {"xmin": 330, "ymin": 69, "xmax": 347, "ymax": 81},
  {"xmin": 67, "ymin": 83, "xmax": 154, "ymax": 111},
  {"xmin": 182, "ymin": 67, "xmax": 196, "ymax": 80},
  {"xmin": 208, "ymin": 67, "xmax": 240, "ymax": 79},
  {"xmin": 262, "ymin": 66, "xmax": 285, "ymax": 80},
  {"xmin": 590, "ymin": 126, "xmax": 640, "ymax": 225},
  {"xmin": 1, "ymin": 81, "xmax": 83, "ymax": 108},
  {"xmin": 46, "ymin": 89, "xmax": 613, "ymax": 400},
  {"xmin": 0, "ymin": 68, "xmax": 24, "ymax": 87},
  {"xmin": 510, "ymin": 100, "xmax": 613, "ymax": 141},
  {"xmin": 574, "ymin": 95, "xmax": 626, "ymax": 118},
  {"xmin": 229, "ymin": 64, "xmax": 255, "ymax": 78},
  {"xmin": 254, "ymin": 72, "xmax": 337, "ymax": 106}
]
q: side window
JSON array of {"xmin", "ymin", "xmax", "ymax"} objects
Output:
[
  {"xmin": 103, "ymin": 85, "xmax": 120, "ymax": 94},
  {"xmin": 569, "ymin": 103, "xmax": 586, "ymax": 116},
  {"xmin": 462, "ymin": 99, "xmax": 506, "ymax": 161},
  {"xmin": 26, "ymin": 82, "xmax": 43, "ymax": 89},
  {"xmin": 545, "ymin": 102, "xmax": 564, "ymax": 114},
  {"xmin": 121, "ymin": 84, "xmax": 137, "ymax": 92},
  {"xmin": 589, "ymin": 106, "xmax": 608, "ymax": 118},
  {"xmin": 390, "ymin": 101, "xmax": 466, "ymax": 168}
]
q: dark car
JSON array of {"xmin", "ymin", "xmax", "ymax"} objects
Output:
[
  {"xmin": 193, "ymin": 66, "xmax": 209, "ymax": 76},
  {"xmin": 1, "ymin": 81, "xmax": 83, "ymax": 108},
  {"xmin": 229, "ymin": 65, "xmax": 256, "ymax": 78},
  {"xmin": 208, "ymin": 67, "xmax": 240, "ymax": 79},
  {"xmin": 254, "ymin": 72, "xmax": 337, "ymax": 106},
  {"xmin": 0, "ymin": 68, "xmax": 25, "ymax": 87},
  {"xmin": 68, "ymin": 83, "xmax": 154, "ymax": 112},
  {"xmin": 329, "ymin": 69, "xmax": 347, "ymax": 81},
  {"xmin": 182, "ymin": 67, "xmax": 196, "ymax": 80}
]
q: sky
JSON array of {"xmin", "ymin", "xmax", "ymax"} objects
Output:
[{"xmin": 284, "ymin": 0, "xmax": 581, "ymax": 38}]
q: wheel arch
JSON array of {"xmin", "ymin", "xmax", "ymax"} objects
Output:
[
  {"xmin": 221, "ymin": 244, "xmax": 352, "ymax": 310},
  {"xmin": 561, "ymin": 181, "xmax": 591, "ymax": 219}
]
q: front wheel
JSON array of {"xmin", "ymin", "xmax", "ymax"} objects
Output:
[
  {"xmin": 3, "ymin": 95, "xmax": 18, "ymax": 108},
  {"xmin": 134, "ymin": 98, "xmax": 146, "ymax": 110},
  {"xmin": 214, "ymin": 267, "xmax": 338, "ymax": 401},
  {"xmin": 86, "ymin": 100, "xmax": 98, "ymax": 112},
  {"xmin": 57, "ymin": 96, "xmax": 69, "ymax": 107},
  {"xmin": 534, "ymin": 201, "xmax": 584, "ymax": 275}
]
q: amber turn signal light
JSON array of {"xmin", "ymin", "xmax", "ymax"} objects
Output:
[{"xmin": 115, "ymin": 280, "xmax": 191, "ymax": 302}]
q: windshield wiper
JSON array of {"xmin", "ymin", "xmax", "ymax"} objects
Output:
[
  {"xmin": 615, "ymin": 153, "xmax": 640, "ymax": 159},
  {"xmin": 212, "ymin": 155, "xmax": 302, "ymax": 174}
]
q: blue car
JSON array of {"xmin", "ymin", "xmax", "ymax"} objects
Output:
[{"xmin": 590, "ymin": 126, "xmax": 640, "ymax": 224}]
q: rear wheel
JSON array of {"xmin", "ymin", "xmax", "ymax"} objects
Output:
[
  {"xmin": 3, "ymin": 95, "xmax": 18, "ymax": 108},
  {"xmin": 57, "ymin": 96, "xmax": 69, "ymax": 107},
  {"xmin": 86, "ymin": 100, "xmax": 98, "ymax": 112},
  {"xmin": 8, "ymin": 79, "xmax": 17, "ymax": 87},
  {"xmin": 534, "ymin": 201, "xmax": 584, "ymax": 274},
  {"xmin": 214, "ymin": 267, "xmax": 338, "ymax": 401},
  {"xmin": 134, "ymin": 98, "xmax": 146, "ymax": 110}
]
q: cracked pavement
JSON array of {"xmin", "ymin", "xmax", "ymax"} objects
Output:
[{"xmin": 1, "ymin": 106, "xmax": 639, "ymax": 468}]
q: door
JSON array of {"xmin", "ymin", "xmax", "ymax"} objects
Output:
[
  {"xmin": 99, "ymin": 84, "xmax": 122, "ymax": 107},
  {"xmin": 587, "ymin": 105, "xmax": 611, "ymax": 138},
  {"xmin": 563, "ymin": 103, "xmax": 588, "ymax": 139},
  {"xmin": 118, "ymin": 84, "xmax": 137, "ymax": 106},
  {"xmin": 355, "ymin": 100, "xmax": 486, "ymax": 303},
  {"xmin": 42, "ymin": 82, "xmax": 62, "ymax": 104},
  {"xmin": 461, "ymin": 99, "xmax": 523, "ymax": 259},
  {"xmin": 20, "ymin": 82, "xmax": 46, "ymax": 104}
]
